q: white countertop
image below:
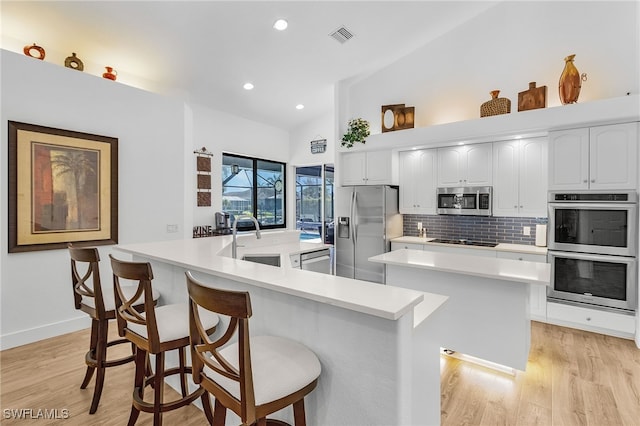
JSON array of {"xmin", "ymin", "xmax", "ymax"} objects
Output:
[
  {"xmin": 114, "ymin": 231, "xmax": 439, "ymax": 321},
  {"xmin": 369, "ymin": 248, "xmax": 551, "ymax": 286},
  {"xmin": 391, "ymin": 236, "xmax": 548, "ymax": 255}
]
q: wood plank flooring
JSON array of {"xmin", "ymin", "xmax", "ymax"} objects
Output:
[
  {"xmin": 1, "ymin": 321, "xmax": 639, "ymax": 425},
  {"xmin": 441, "ymin": 321, "xmax": 640, "ymax": 426}
]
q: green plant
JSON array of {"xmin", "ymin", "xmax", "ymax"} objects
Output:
[{"xmin": 341, "ymin": 118, "xmax": 370, "ymax": 148}]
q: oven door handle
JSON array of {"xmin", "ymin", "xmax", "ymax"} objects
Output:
[{"xmin": 548, "ymin": 250, "xmax": 637, "ymax": 264}]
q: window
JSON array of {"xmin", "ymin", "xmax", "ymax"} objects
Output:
[{"xmin": 222, "ymin": 153, "xmax": 286, "ymax": 230}]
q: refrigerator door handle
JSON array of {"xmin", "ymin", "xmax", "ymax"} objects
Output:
[{"xmin": 352, "ymin": 191, "xmax": 358, "ymax": 244}]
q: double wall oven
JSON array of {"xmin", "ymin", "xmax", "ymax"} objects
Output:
[{"xmin": 547, "ymin": 191, "xmax": 638, "ymax": 313}]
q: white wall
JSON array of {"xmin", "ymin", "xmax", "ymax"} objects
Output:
[
  {"xmin": 339, "ymin": 1, "xmax": 639, "ymax": 137},
  {"xmin": 0, "ymin": 49, "xmax": 291, "ymax": 349},
  {"xmin": 0, "ymin": 49, "xmax": 188, "ymax": 348},
  {"xmin": 287, "ymin": 112, "xmax": 335, "ymax": 227},
  {"xmin": 189, "ymin": 104, "xmax": 290, "ymax": 228}
]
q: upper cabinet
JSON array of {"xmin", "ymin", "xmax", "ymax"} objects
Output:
[
  {"xmin": 398, "ymin": 149, "xmax": 437, "ymax": 214},
  {"xmin": 437, "ymin": 143, "xmax": 492, "ymax": 187},
  {"xmin": 549, "ymin": 122, "xmax": 638, "ymax": 190},
  {"xmin": 493, "ymin": 138, "xmax": 548, "ymax": 217},
  {"xmin": 341, "ymin": 150, "xmax": 398, "ymax": 186}
]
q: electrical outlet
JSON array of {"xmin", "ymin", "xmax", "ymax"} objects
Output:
[
  {"xmin": 417, "ymin": 222, "xmax": 423, "ymax": 230},
  {"xmin": 166, "ymin": 224, "xmax": 179, "ymax": 233},
  {"xmin": 523, "ymin": 226, "xmax": 531, "ymax": 236}
]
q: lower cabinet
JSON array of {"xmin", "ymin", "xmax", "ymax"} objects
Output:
[
  {"xmin": 496, "ymin": 251, "xmax": 548, "ymax": 321},
  {"xmin": 547, "ymin": 302, "xmax": 635, "ymax": 338},
  {"xmin": 390, "ymin": 242, "xmax": 425, "ymax": 251}
]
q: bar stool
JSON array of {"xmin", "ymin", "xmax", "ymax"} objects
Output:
[
  {"xmin": 69, "ymin": 244, "xmax": 160, "ymax": 414},
  {"xmin": 110, "ymin": 255, "xmax": 219, "ymax": 425},
  {"xmin": 186, "ymin": 271, "xmax": 321, "ymax": 426}
]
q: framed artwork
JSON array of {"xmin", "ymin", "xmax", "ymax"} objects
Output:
[{"xmin": 8, "ymin": 121, "xmax": 118, "ymax": 252}]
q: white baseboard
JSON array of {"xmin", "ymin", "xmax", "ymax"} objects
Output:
[{"xmin": 0, "ymin": 316, "xmax": 90, "ymax": 350}]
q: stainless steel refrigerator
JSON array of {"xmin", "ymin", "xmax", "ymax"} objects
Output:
[{"xmin": 335, "ymin": 185, "xmax": 403, "ymax": 283}]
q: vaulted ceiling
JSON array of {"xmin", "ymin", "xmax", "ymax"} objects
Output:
[{"xmin": 2, "ymin": 1, "xmax": 499, "ymax": 130}]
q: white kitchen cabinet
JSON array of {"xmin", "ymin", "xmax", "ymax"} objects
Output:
[
  {"xmin": 341, "ymin": 150, "xmax": 398, "ymax": 186},
  {"xmin": 437, "ymin": 143, "xmax": 492, "ymax": 187},
  {"xmin": 391, "ymin": 242, "xmax": 424, "ymax": 251},
  {"xmin": 496, "ymin": 251, "xmax": 548, "ymax": 321},
  {"xmin": 549, "ymin": 122, "xmax": 638, "ymax": 190},
  {"xmin": 493, "ymin": 138, "xmax": 548, "ymax": 217},
  {"xmin": 398, "ymin": 149, "xmax": 437, "ymax": 214},
  {"xmin": 547, "ymin": 302, "xmax": 635, "ymax": 338}
]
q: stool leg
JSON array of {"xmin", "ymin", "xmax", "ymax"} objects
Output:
[
  {"xmin": 80, "ymin": 319, "xmax": 99, "ymax": 389},
  {"xmin": 212, "ymin": 398, "xmax": 226, "ymax": 426},
  {"xmin": 201, "ymin": 391, "xmax": 214, "ymax": 424},
  {"xmin": 128, "ymin": 348, "xmax": 146, "ymax": 426},
  {"xmin": 153, "ymin": 351, "xmax": 165, "ymax": 426},
  {"xmin": 178, "ymin": 347, "xmax": 188, "ymax": 398},
  {"xmin": 88, "ymin": 319, "xmax": 109, "ymax": 414},
  {"xmin": 293, "ymin": 400, "xmax": 306, "ymax": 426}
]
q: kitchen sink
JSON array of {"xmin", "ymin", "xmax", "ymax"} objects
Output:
[{"xmin": 241, "ymin": 254, "xmax": 281, "ymax": 267}]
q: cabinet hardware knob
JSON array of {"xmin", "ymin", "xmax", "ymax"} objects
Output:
[
  {"xmin": 586, "ymin": 317, "xmax": 591, "ymax": 321},
  {"xmin": 583, "ymin": 179, "xmax": 588, "ymax": 183},
  {"xmin": 520, "ymin": 205, "xmax": 523, "ymax": 208},
  {"xmin": 591, "ymin": 179, "xmax": 595, "ymax": 183},
  {"xmin": 514, "ymin": 205, "xmax": 518, "ymax": 208}
]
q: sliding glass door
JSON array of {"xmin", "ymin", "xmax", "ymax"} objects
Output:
[{"xmin": 295, "ymin": 164, "xmax": 334, "ymax": 244}]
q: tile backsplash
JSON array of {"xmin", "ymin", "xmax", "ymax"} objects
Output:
[{"xmin": 402, "ymin": 214, "xmax": 548, "ymax": 245}]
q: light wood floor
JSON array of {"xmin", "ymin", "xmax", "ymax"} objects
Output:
[{"xmin": 1, "ymin": 321, "xmax": 639, "ymax": 425}]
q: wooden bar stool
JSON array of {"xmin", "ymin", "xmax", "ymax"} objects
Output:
[
  {"xmin": 186, "ymin": 271, "xmax": 321, "ymax": 426},
  {"xmin": 69, "ymin": 244, "xmax": 159, "ymax": 414},
  {"xmin": 110, "ymin": 255, "xmax": 219, "ymax": 426}
]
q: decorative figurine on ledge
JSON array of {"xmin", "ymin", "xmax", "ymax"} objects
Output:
[
  {"xmin": 381, "ymin": 104, "xmax": 415, "ymax": 132},
  {"xmin": 518, "ymin": 82, "xmax": 547, "ymax": 112},
  {"xmin": 480, "ymin": 90, "xmax": 511, "ymax": 117},
  {"xmin": 23, "ymin": 43, "xmax": 45, "ymax": 60}
]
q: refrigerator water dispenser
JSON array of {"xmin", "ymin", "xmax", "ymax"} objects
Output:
[{"xmin": 337, "ymin": 217, "xmax": 350, "ymax": 239}]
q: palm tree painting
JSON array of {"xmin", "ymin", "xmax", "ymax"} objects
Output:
[{"xmin": 33, "ymin": 143, "xmax": 99, "ymax": 231}]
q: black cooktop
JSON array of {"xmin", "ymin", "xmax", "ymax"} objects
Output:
[{"xmin": 429, "ymin": 238, "xmax": 498, "ymax": 248}]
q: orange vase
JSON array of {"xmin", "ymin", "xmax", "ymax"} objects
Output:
[
  {"xmin": 559, "ymin": 54, "xmax": 581, "ymax": 104},
  {"xmin": 102, "ymin": 66, "xmax": 117, "ymax": 81}
]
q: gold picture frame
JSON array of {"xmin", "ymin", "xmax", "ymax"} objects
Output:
[{"xmin": 8, "ymin": 121, "xmax": 118, "ymax": 252}]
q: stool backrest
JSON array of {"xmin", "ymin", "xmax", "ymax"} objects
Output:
[
  {"xmin": 69, "ymin": 244, "xmax": 106, "ymax": 318},
  {"xmin": 109, "ymin": 255, "xmax": 160, "ymax": 352},
  {"xmin": 185, "ymin": 271, "xmax": 257, "ymax": 424}
]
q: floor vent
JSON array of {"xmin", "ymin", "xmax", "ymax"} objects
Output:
[{"xmin": 329, "ymin": 26, "xmax": 354, "ymax": 44}]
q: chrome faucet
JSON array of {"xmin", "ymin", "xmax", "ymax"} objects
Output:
[{"xmin": 231, "ymin": 215, "xmax": 261, "ymax": 259}]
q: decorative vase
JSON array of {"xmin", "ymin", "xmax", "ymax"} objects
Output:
[
  {"xmin": 102, "ymin": 66, "xmax": 117, "ymax": 81},
  {"xmin": 64, "ymin": 52, "xmax": 84, "ymax": 71},
  {"xmin": 480, "ymin": 90, "xmax": 511, "ymax": 117},
  {"xmin": 23, "ymin": 43, "xmax": 45, "ymax": 60},
  {"xmin": 559, "ymin": 54, "xmax": 586, "ymax": 104}
]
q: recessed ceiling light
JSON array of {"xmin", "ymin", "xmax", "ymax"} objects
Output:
[
  {"xmin": 243, "ymin": 82, "xmax": 254, "ymax": 90},
  {"xmin": 295, "ymin": 104, "xmax": 304, "ymax": 110},
  {"xmin": 273, "ymin": 19, "xmax": 288, "ymax": 31}
]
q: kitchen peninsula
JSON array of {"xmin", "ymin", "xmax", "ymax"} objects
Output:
[
  {"xmin": 115, "ymin": 231, "xmax": 449, "ymax": 426},
  {"xmin": 370, "ymin": 249, "xmax": 551, "ymax": 371}
]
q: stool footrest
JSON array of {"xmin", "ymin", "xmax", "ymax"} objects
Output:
[{"xmin": 132, "ymin": 383, "xmax": 205, "ymax": 413}]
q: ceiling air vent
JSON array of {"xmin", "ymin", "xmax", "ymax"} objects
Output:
[{"xmin": 329, "ymin": 26, "xmax": 354, "ymax": 44}]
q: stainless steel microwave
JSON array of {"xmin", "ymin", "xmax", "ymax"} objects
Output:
[{"xmin": 436, "ymin": 186, "xmax": 492, "ymax": 216}]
